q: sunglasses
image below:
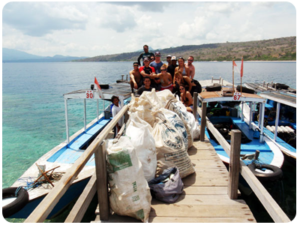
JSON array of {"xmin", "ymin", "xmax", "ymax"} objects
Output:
[
  {"xmin": 180, "ymin": 88, "xmax": 185, "ymax": 90},
  {"xmin": 188, "ymin": 59, "xmax": 193, "ymax": 62},
  {"xmin": 161, "ymin": 69, "xmax": 166, "ymax": 71}
]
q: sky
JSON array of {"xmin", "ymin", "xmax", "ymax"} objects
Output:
[{"xmin": 1, "ymin": 1, "xmax": 297, "ymax": 57}]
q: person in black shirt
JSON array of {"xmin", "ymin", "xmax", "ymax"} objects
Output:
[
  {"xmin": 137, "ymin": 77, "xmax": 153, "ymax": 95},
  {"xmin": 137, "ymin": 44, "xmax": 155, "ymax": 66},
  {"xmin": 167, "ymin": 56, "xmax": 178, "ymax": 80}
]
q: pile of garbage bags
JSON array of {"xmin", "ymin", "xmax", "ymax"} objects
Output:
[{"xmin": 106, "ymin": 89, "xmax": 200, "ymax": 222}]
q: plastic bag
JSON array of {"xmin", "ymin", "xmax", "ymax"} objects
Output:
[
  {"xmin": 125, "ymin": 112, "xmax": 157, "ymax": 181},
  {"xmin": 106, "ymin": 137, "xmax": 151, "ymax": 222},
  {"xmin": 166, "ymin": 99, "xmax": 200, "ymax": 144},
  {"xmin": 148, "ymin": 167, "xmax": 183, "ymax": 203}
]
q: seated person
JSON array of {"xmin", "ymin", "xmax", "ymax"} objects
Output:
[
  {"xmin": 152, "ymin": 77, "xmax": 162, "ymax": 91},
  {"xmin": 139, "ymin": 57, "xmax": 156, "ymax": 86},
  {"xmin": 173, "ymin": 70, "xmax": 193, "ymax": 96},
  {"xmin": 137, "ymin": 77, "xmax": 153, "ymax": 95},
  {"xmin": 179, "ymin": 84, "xmax": 193, "ymax": 113},
  {"xmin": 129, "ymin": 62, "xmax": 143, "ymax": 93},
  {"xmin": 153, "ymin": 65, "xmax": 173, "ymax": 92}
]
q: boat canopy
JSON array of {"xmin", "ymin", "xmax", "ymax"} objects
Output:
[
  {"xmin": 62, "ymin": 82, "xmax": 131, "ymax": 143},
  {"xmin": 63, "ymin": 83, "xmax": 131, "ymax": 101},
  {"xmin": 259, "ymin": 92, "xmax": 296, "ymax": 108},
  {"xmin": 199, "ymin": 91, "xmax": 265, "ymax": 103}
]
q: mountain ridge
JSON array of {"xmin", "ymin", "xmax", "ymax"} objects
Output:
[{"xmin": 76, "ymin": 36, "xmax": 296, "ymax": 62}]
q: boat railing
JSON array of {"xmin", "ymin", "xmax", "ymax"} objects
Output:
[
  {"xmin": 196, "ymin": 94, "xmax": 290, "ymax": 223},
  {"xmin": 24, "ymin": 103, "xmax": 130, "ymax": 223}
]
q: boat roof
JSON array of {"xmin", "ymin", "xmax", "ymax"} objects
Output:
[
  {"xmin": 244, "ymin": 82, "xmax": 296, "ymax": 94},
  {"xmin": 63, "ymin": 83, "xmax": 132, "ymax": 101},
  {"xmin": 259, "ymin": 92, "xmax": 296, "ymax": 108},
  {"xmin": 199, "ymin": 90, "xmax": 265, "ymax": 103}
]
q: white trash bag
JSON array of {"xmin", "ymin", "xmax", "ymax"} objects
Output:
[
  {"xmin": 153, "ymin": 108, "xmax": 188, "ymax": 151},
  {"xmin": 166, "ymin": 99, "xmax": 200, "ymax": 143},
  {"xmin": 106, "ymin": 137, "xmax": 152, "ymax": 222},
  {"xmin": 151, "ymin": 115, "xmax": 195, "ymax": 178},
  {"xmin": 128, "ymin": 89, "xmax": 161, "ymax": 127},
  {"xmin": 125, "ymin": 112, "xmax": 157, "ymax": 181}
]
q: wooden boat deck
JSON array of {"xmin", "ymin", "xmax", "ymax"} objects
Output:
[{"xmin": 92, "ymin": 138, "xmax": 256, "ymax": 223}]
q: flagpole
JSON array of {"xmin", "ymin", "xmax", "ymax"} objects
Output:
[
  {"xmin": 240, "ymin": 57, "xmax": 243, "ymax": 93},
  {"xmin": 232, "ymin": 60, "xmax": 234, "ymax": 95}
]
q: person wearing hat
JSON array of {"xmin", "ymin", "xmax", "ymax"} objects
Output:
[
  {"xmin": 139, "ymin": 57, "xmax": 156, "ymax": 84},
  {"xmin": 166, "ymin": 55, "xmax": 172, "ymax": 67},
  {"xmin": 167, "ymin": 56, "xmax": 178, "ymax": 81},
  {"xmin": 129, "ymin": 62, "xmax": 143, "ymax": 93},
  {"xmin": 150, "ymin": 51, "xmax": 164, "ymax": 74},
  {"xmin": 137, "ymin": 44, "xmax": 155, "ymax": 66}
]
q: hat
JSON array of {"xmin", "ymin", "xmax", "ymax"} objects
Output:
[
  {"xmin": 167, "ymin": 55, "xmax": 172, "ymax": 58},
  {"xmin": 155, "ymin": 51, "xmax": 161, "ymax": 56},
  {"xmin": 171, "ymin": 56, "xmax": 177, "ymax": 60},
  {"xmin": 143, "ymin": 57, "xmax": 149, "ymax": 61}
]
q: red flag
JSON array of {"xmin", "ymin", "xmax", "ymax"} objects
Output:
[
  {"xmin": 240, "ymin": 57, "xmax": 244, "ymax": 77},
  {"xmin": 232, "ymin": 60, "xmax": 240, "ymax": 74},
  {"xmin": 94, "ymin": 77, "xmax": 103, "ymax": 99}
]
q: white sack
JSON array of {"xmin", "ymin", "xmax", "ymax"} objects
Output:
[
  {"xmin": 151, "ymin": 116, "xmax": 195, "ymax": 178},
  {"xmin": 107, "ymin": 137, "xmax": 151, "ymax": 222},
  {"xmin": 125, "ymin": 112, "xmax": 157, "ymax": 181}
]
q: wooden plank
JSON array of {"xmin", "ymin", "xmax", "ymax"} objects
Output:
[
  {"xmin": 228, "ymin": 130, "xmax": 241, "ymax": 199},
  {"xmin": 151, "ymin": 195, "xmax": 246, "ymax": 206},
  {"xmin": 191, "ymin": 159, "xmax": 226, "ymax": 169},
  {"xmin": 200, "ymin": 101, "xmax": 207, "ymax": 141},
  {"xmin": 149, "ymin": 216, "xmax": 256, "ymax": 223},
  {"xmin": 182, "ymin": 173, "xmax": 228, "ymax": 187},
  {"xmin": 182, "ymin": 186, "xmax": 228, "ymax": 195},
  {"xmin": 193, "ymin": 92, "xmax": 198, "ymax": 119},
  {"xmin": 150, "ymin": 204, "xmax": 253, "ymax": 218},
  {"xmin": 24, "ymin": 105, "xmax": 129, "ymax": 223},
  {"xmin": 95, "ymin": 141, "xmax": 109, "ymax": 220},
  {"xmin": 64, "ymin": 173, "xmax": 96, "ymax": 222}
]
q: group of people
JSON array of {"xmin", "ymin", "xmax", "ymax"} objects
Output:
[{"xmin": 130, "ymin": 44, "xmax": 197, "ymax": 112}]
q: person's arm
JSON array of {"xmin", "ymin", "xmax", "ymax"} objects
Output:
[
  {"xmin": 129, "ymin": 70, "xmax": 138, "ymax": 89},
  {"xmin": 186, "ymin": 66, "xmax": 190, "ymax": 79},
  {"xmin": 190, "ymin": 65, "xmax": 195, "ymax": 80},
  {"xmin": 139, "ymin": 66, "xmax": 149, "ymax": 78},
  {"xmin": 173, "ymin": 67, "xmax": 178, "ymax": 84},
  {"xmin": 186, "ymin": 91, "xmax": 193, "ymax": 106},
  {"xmin": 137, "ymin": 53, "xmax": 143, "ymax": 66},
  {"xmin": 180, "ymin": 93, "xmax": 185, "ymax": 104},
  {"xmin": 167, "ymin": 73, "xmax": 172, "ymax": 84},
  {"xmin": 183, "ymin": 76, "xmax": 192, "ymax": 92}
]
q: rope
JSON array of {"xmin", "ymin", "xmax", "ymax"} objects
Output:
[{"xmin": 15, "ymin": 186, "xmax": 22, "ymax": 197}]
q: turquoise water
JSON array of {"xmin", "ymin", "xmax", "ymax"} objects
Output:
[{"xmin": 2, "ymin": 61, "xmax": 296, "ymax": 221}]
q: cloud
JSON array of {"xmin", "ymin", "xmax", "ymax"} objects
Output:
[
  {"xmin": 96, "ymin": 6, "xmax": 137, "ymax": 32},
  {"xmin": 3, "ymin": 2, "xmax": 88, "ymax": 37},
  {"xmin": 107, "ymin": 2, "xmax": 170, "ymax": 12}
]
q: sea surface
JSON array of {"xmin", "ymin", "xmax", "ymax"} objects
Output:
[{"xmin": 2, "ymin": 61, "xmax": 297, "ymax": 222}]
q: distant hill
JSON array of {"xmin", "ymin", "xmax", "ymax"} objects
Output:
[
  {"xmin": 2, "ymin": 48, "xmax": 86, "ymax": 62},
  {"xmin": 76, "ymin": 36, "xmax": 296, "ymax": 62}
]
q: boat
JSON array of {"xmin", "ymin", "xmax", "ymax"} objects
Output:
[
  {"xmin": 3, "ymin": 81, "xmax": 132, "ymax": 219},
  {"xmin": 241, "ymin": 91, "xmax": 296, "ymax": 163},
  {"xmin": 198, "ymin": 86, "xmax": 284, "ymax": 176}
]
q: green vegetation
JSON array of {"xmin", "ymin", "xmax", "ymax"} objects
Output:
[{"xmin": 76, "ymin": 36, "xmax": 296, "ymax": 62}]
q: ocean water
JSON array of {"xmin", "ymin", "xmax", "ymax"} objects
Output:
[{"xmin": 2, "ymin": 61, "xmax": 296, "ymax": 221}]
